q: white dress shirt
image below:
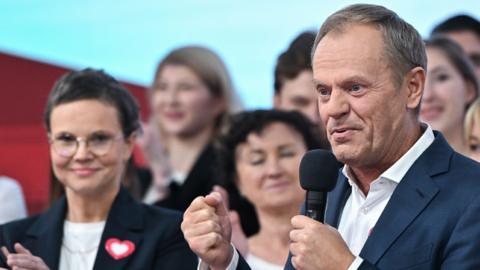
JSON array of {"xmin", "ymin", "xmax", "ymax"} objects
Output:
[
  {"xmin": 340, "ymin": 125, "xmax": 434, "ymax": 269},
  {"xmin": 0, "ymin": 176, "xmax": 27, "ymax": 224},
  {"xmin": 246, "ymin": 253, "xmax": 283, "ymax": 270}
]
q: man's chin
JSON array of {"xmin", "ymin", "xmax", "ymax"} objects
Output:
[{"xmin": 331, "ymin": 147, "xmax": 360, "ymax": 165}]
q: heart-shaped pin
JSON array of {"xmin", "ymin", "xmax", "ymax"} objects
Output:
[{"xmin": 105, "ymin": 238, "xmax": 135, "ymax": 260}]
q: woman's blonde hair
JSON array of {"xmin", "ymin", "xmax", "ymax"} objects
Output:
[{"xmin": 151, "ymin": 46, "xmax": 242, "ymax": 132}]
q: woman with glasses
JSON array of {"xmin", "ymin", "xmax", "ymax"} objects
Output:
[{"xmin": 0, "ymin": 69, "xmax": 197, "ymax": 270}]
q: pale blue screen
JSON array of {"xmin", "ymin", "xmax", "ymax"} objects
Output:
[{"xmin": 1, "ymin": 0, "xmax": 479, "ymax": 109}]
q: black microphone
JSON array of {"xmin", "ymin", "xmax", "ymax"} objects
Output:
[{"xmin": 299, "ymin": 149, "xmax": 340, "ymax": 222}]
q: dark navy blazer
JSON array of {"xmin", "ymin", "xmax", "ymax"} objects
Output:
[
  {"xmin": 281, "ymin": 133, "xmax": 480, "ymax": 269},
  {"xmin": 0, "ymin": 187, "xmax": 197, "ymax": 270}
]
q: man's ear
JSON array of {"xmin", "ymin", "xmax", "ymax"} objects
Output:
[{"xmin": 405, "ymin": 67, "xmax": 425, "ymax": 110}]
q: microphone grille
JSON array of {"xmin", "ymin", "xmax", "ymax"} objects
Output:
[{"xmin": 300, "ymin": 149, "xmax": 340, "ymax": 192}]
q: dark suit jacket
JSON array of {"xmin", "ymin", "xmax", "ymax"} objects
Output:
[
  {"xmin": 0, "ymin": 187, "xmax": 197, "ymax": 270},
  {"xmin": 283, "ymin": 133, "xmax": 480, "ymax": 269}
]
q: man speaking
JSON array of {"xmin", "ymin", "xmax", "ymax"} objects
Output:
[{"xmin": 181, "ymin": 4, "xmax": 480, "ymax": 270}]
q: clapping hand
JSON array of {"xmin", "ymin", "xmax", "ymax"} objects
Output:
[{"xmin": 1, "ymin": 243, "xmax": 49, "ymax": 270}]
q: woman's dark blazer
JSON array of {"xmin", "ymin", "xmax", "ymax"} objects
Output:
[{"xmin": 0, "ymin": 187, "xmax": 197, "ymax": 270}]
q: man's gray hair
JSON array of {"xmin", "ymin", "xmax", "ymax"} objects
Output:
[{"xmin": 312, "ymin": 4, "xmax": 427, "ymax": 88}]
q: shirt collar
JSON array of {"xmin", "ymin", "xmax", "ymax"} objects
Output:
[{"xmin": 342, "ymin": 124, "xmax": 435, "ymax": 185}]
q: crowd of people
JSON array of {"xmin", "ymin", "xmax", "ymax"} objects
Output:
[{"xmin": 1, "ymin": 3, "xmax": 480, "ymax": 270}]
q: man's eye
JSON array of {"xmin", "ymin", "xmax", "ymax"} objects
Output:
[
  {"xmin": 351, "ymin": 84, "xmax": 362, "ymax": 92},
  {"xmin": 291, "ymin": 98, "xmax": 310, "ymax": 106},
  {"xmin": 317, "ymin": 86, "xmax": 330, "ymax": 96},
  {"xmin": 436, "ymin": 73, "xmax": 449, "ymax": 82}
]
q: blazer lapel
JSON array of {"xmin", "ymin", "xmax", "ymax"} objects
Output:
[
  {"xmin": 93, "ymin": 188, "xmax": 144, "ymax": 270},
  {"xmin": 25, "ymin": 197, "xmax": 67, "ymax": 270},
  {"xmin": 325, "ymin": 172, "xmax": 351, "ymax": 228},
  {"xmin": 359, "ymin": 133, "xmax": 452, "ymax": 264}
]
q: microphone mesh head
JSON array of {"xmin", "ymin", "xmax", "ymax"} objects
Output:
[{"xmin": 300, "ymin": 149, "xmax": 340, "ymax": 192}]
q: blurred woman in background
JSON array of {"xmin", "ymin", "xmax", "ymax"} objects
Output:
[
  {"xmin": 138, "ymin": 46, "xmax": 243, "ymax": 213},
  {"xmin": 421, "ymin": 36, "xmax": 479, "ymax": 156}
]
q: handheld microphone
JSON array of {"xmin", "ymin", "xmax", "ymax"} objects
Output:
[{"xmin": 299, "ymin": 149, "xmax": 340, "ymax": 222}]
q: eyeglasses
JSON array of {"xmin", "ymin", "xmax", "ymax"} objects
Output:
[{"xmin": 49, "ymin": 133, "xmax": 124, "ymax": 158}]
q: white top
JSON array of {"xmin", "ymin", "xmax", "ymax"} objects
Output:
[
  {"xmin": 0, "ymin": 176, "xmax": 27, "ymax": 224},
  {"xmin": 246, "ymin": 254, "xmax": 283, "ymax": 270},
  {"xmin": 340, "ymin": 125, "xmax": 434, "ymax": 269},
  {"xmin": 171, "ymin": 171, "xmax": 187, "ymax": 185},
  {"xmin": 59, "ymin": 220, "xmax": 106, "ymax": 270}
]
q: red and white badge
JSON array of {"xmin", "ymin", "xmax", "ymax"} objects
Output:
[{"xmin": 105, "ymin": 238, "xmax": 135, "ymax": 260}]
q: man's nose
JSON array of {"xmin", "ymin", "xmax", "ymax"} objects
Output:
[{"xmin": 323, "ymin": 89, "xmax": 350, "ymax": 120}]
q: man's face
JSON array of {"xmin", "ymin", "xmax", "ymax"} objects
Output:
[
  {"xmin": 274, "ymin": 70, "xmax": 320, "ymax": 125},
  {"xmin": 313, "ymin": 24, "xmax": 417, "ymax": 169},
  {"xmin": 444, "ymin": 31, "xmax": 480, "ymax": 79}
]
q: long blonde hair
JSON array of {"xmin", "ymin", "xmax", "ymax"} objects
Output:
[{"xmin": 151, "ymin": 46, "xmax": 243, "ymax": 133}]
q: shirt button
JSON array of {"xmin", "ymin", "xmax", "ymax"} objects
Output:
[{"xmin": 361, "ymin": 207, "xmax": 369, "ymax": 214}]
